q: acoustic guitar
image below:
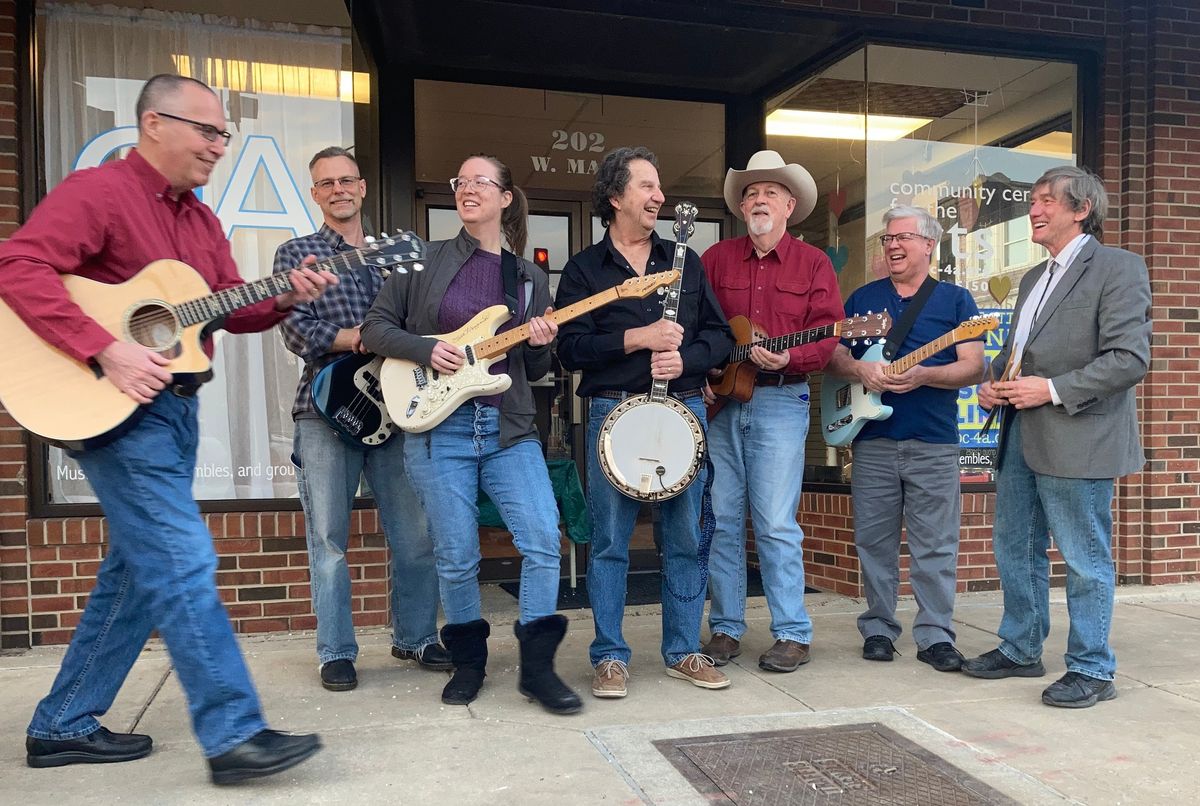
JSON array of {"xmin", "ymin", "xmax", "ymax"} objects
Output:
[
  {"xmin": 0, "ymin": 233, "xmax": 424, "ymax": 449},
  {"xmin": 707, "ymin": 312, "xmax": 892, "ymax": 419}
]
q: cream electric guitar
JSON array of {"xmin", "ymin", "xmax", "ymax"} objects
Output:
[
  {"xmin": 379, "ymin": 270, "xmax": 680, "ymax": 433},
  {"xmin": 597, "ymin": 202, "xmax": 706, "ymax": 502},
  {"xmin": 0, "ymin": 233, "xmax": 424, "ymax": 449}
]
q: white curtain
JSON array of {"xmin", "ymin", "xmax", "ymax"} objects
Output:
[{"xmin": 41, "ymin": 3, "xmax": 355, "ymax": 501}]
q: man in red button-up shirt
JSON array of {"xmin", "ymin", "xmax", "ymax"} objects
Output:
[
  {"xmin": 1, "ymin": 74, "xmax": 334, "ymax": 784},
  {"xmin": 699, "ymin": 150, "xmax": 844, "ymax": 674}
]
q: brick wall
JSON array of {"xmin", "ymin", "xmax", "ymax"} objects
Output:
[{"xmin": 0, "ymin": 0, "xmax": 29, "ymax": 651}]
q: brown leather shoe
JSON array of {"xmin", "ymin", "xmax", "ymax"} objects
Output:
[
  {"xmin": 666, "ymin": 654, "xmax": 731, "ymax": 689},
  {"xmin": 700, "ymin": 632, "xmax": 741, "ymax": 666},
  {"xmin": 758, "ymin": 639, "xmax": 811, "ymax": 672},
  {"xmin": 591, "ymin": 659, "xmax": 629, "ymax": 699}
]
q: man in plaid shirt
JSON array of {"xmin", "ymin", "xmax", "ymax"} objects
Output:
[{"xmin": 274, "ymin": 147, "xmax": 448, "ymax": 692}]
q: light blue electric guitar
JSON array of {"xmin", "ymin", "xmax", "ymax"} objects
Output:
[{"xmin": 820, "ymin": 315, "xmax": 999, "ymax": 447}]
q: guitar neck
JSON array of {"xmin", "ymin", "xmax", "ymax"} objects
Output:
[
  {"xmin": 885, "ymin": 330, "xmax": 960, "ymax": 374},
  {"xmin": 729, "ymin": 322, "xmax": 841, "ymax": 362},
  {"xmin": 174, "ymin": 248, "xmax": 378, "ymax": 328},
  {"xmin": 473, "ymin": 285, "xmax": 627, "ymax": 360}
]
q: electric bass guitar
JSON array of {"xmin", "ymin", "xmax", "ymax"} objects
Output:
[
  {"xmin": 379, "ymin": 270, "xmax": 680, "ymax": 433},
  {"xmin": 820, "ymin": 314, "xmax": 1000, "ymax": 447},
  {"xmin": 706, "ymin": 312, "xmax": 892, "ymax": 419},
  {"xmin": 0, "ymin": 233, "xmax": 425, "ymax": 449},
  {"xmin": 311, "ymin": 353, "xmax": 393, "ymax": 448}
]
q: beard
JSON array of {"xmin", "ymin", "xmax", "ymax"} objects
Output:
[{"xmin": 747, "ymin": 214, "xmax": 776, "ymax": 236}]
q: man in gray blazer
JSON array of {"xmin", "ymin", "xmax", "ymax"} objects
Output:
[{"xmin": 961, "ymin": 165, "xmax": 1152, "ymax": 708}]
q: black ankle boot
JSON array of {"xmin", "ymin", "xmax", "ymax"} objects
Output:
[
  {"xmin": 514, "ymin": 614, "xmax": 583, "ymax": 715},
  {"xmin": 440, "ymin": 619, "xmax": 490, "ymax": 705}
]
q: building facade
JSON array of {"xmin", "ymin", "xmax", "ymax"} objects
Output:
[{"xmin": 1, "ymin": 0, "xmax": 1198, "ymax": 650}]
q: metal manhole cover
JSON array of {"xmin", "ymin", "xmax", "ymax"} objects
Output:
[{"xmin": 653, "ymin": 723, "xmax": 1019, "ymax": 805}]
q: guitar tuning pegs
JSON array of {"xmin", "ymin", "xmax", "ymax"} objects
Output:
[
  {"xmin": 364, "ymin": 235, "xmax": 376, "ymax": 244},
  {"xmin": 412, "ymin": 262, "xmax": 425, "ymax": 272},
  {"xmin": 850, "ymin": 339, "xmax": 858, "ymax": 346}
]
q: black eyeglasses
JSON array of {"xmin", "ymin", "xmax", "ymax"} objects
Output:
[
  {"xmin": 879, "ymin": 232, "xmax": 931, "ymax": 246},
  {"xmin": 155, "ymin": 111, "xmax": 232, "ymax": 146}
]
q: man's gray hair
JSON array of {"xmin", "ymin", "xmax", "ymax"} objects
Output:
[
  {"xmin": 1034, "ymin": 165, "xmax": 1108, "ymax": 237},
  {"xmin": 882, "ymin": 205, "xmax": 943, "ymax": 241},
  {"xmin": 134, "ymin": 74, "xmax": 217, "ymax": 132}
]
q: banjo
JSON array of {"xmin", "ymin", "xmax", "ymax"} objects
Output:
[{"xmin": 597, "ymin": 202, "xmax": 706, "ymax": 502}]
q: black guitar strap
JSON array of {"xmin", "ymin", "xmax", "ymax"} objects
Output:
[
  {"xmin": 881, "ymin": 275, "xmax": 937, "ymax": 361},
  {"xmin": 500, "ymin": 248, "xmax": 522, "ymax": 319}
]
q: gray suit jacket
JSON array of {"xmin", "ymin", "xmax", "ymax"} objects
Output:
[{"xmin": 993, "ymin": 236, "xmax": 1151, "ymax": 479}]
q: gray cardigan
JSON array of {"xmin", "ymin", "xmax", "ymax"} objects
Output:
[{"xmin": 361, "ymin": 228, "xmax": 552, "ymax": 447}]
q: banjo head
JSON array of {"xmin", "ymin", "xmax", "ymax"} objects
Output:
[{"xmin": 597, "ymin": 394, "xmax": 705, "ymax": 502}]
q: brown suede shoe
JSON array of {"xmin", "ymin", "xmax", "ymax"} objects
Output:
[
  {"xmin": 666, "ymin": 654, "xmax": 731, "ymax": 689},
  {"xmin": 758, "ymin": 639, "xmax": 811, "ymax": 672},
  {"xmin": 591, "ymin": 659, "xmax": 629, "ymax": 699},
  {"xmin": 700, "ymin": 632, "xmax": 741, "ymax": 666}
]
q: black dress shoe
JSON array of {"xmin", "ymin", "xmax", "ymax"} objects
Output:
[
  {"xmin": 208, "ymin": 729, "xmax": 322, "ymax": 785},
  {"xmin": 916, "ymin": 642, "xmax": 965, "ymax": 672},
  {"xmin": 862, "ymin": 635, "xmax": 896, "ymax": 662},
  {"xmin": 26, "ymin": 726, "xmax": 153, "ymax": 768},
  {"xmin": 320, "ymin": 658, "xmax": 357, "ymax": 691},
  {"xmin": 961, "ymin": 648, "xmax": 1045, "ymax": 679},
  {"xmin": 392, "ymin": 643, "xmax": 454, "ymax": 671},
  {"xmin": 1042, "ymin": 672, "xmax": 1117, "ymax": 708}
]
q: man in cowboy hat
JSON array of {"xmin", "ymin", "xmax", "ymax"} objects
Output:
[{"xmin": 699, "ymin": 150, "xmax": 844, "ymax": 672}]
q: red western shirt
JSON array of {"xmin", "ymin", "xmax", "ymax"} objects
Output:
[
  {"xmin": 701, "ymin": 234, "xmax": 844, "ymax": 375},
  {"xmin": 0, "ymin": 148, "xmax": 286, "ymax": 364}
]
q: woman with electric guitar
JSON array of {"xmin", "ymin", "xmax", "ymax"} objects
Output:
[{"xmin": 360, "ymin": 154, "xmax": 581, "ymax": 715}]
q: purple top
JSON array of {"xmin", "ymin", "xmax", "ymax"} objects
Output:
[{"xmin": 438, "ymin": 248, "xmax": 522, "ymax": 408}]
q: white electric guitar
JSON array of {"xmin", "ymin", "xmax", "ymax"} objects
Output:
[
  {"xmin": 596, "ymin": 202, "xmax": 707, "ymax": 502},
  {"xmin": 379, "ymin": 271, "xmax": 679, "ymax": 432}
]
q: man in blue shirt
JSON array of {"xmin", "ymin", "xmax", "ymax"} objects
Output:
[
  {"xmin": 274, "ymin": 147, "xmax": 447, "ymax": 692},
  {"xmin": 826, "ymin": 205, "xmax": 983, "ymax": 671}
]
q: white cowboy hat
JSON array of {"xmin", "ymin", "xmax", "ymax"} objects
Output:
[{"xmin": 723, "ymin": 150, "xmax": 818, "ymax": 226}]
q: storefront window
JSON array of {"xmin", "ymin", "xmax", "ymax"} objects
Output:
[
  {"xmin": 765, "ymin": 44, "xmax": 1077, "ymax": 484},
  {"xmin": 39, "ymin": 2, "xmax": 358, "ymax": 504}
]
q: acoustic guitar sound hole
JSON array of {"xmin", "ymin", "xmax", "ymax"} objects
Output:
[{"xmin": 126, "ymin": 302, "xmax": 181, "ymax": 351}]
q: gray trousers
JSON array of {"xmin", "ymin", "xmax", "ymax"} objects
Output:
[{"xmin": 850, "ymin": 438, "xmax": 961, "ymax": 649}]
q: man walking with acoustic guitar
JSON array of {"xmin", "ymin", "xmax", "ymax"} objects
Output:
[
  {"xmin": 699, "ymin": 150, "xmax": 844, "ymax": 673},
  {"xmin": 826, "ymin": 205, "xmax": 983, "ymax": 671},
  {"xmin": 274, "ymin": 147, "xmax": 447, "ymax": 693},
  {"xmin": 0, "ymin": 75, "xmax": 333, "ymax": 782}
]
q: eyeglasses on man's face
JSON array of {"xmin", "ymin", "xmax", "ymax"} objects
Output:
[
  {"xmin": 314, "ymin": 176, "xmax": 363, "ymax": 192},
  {"xmin": 449, "ymin": 175, "xmax": 505, "ymax": 193},
  {"xmin": 155, "ymin": 111, "xmax": 232, "ymax": 146},
  {"xmin": 879, "ymin": 232, "xmax": 931, "ymax": 246}
]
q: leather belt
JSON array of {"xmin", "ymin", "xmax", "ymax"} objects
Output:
[
  {"xmin": 753, "ymin": 372, "xmax": 807, "ymax": 387},
  {"xmin": 592, "ymin": 388, "xmax": 704, "ymax": 401},
  {"xmin": 170, "ymin": 383, "xmax": 202, "ymax": 398}
]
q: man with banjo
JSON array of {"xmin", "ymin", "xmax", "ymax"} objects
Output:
[
  {"xmin": 699, "ymin": 151, "xmax": 845, "ymax": 673},
  {"xmin": 274, "ymin": 146, "xmax": 447, "ymax": 693},
  {"xmin": 555, "ymin": 146, "xmax": 733, "ymax": 699}
]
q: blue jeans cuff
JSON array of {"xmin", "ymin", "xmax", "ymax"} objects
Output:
[
  {"xmin": 26, "ymin": 724, "xmax": 100, "ymax": 742},
  {"xmin": 998, "ymin": 643, "xmax": 1038, "ymax": 666},
  {"xmin": 203, "ymin": 722, "xmax": 270, "ymax": 760},
  {"xmin": 319, "ymin": 651, "xmax": 358, "ymax": 666},
  {"xmin": 392, "ymin": 636, "xmax": 438, "ymax": 653},
  {"xmin": 1066, "ymin": 665, "xmax": 1115, "ymax": 682},
  {"xmin": 773, "ymin": 632, "xmax": 811, "ymax": 644}
]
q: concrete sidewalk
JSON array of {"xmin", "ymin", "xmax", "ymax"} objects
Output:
[{"xmin": 2, "ymin": 584, "xmax": 1198, "ymax": 805}]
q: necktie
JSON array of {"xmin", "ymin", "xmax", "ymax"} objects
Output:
[{"xmin": 1032, "ymin": 260, "xmax": 1057, "ymax": 324}]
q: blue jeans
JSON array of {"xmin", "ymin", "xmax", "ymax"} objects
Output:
[
  {"xmin": 586, "ymin": 395, "xmax": 708, "ymax": 667},
  {"xmin": 403, "ymin": 403, "xmax": 561, "ymax": 625},
  {"xmin": 706, "ymin": 384, "xmax": 813, "ymax": 644},
  {"xmin": 994, "ymin": 415, "xmax": 1117, "ymax": 680},
  {"xmin": 28, "ymin": 393, "xmax": 266, "ymax": 758},
  {"xmin": 294, "ymin": 419, "xmax": 438, "ymax": 665}
]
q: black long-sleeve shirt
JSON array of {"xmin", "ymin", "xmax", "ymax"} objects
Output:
[{"xmin": 554, "ymin": 230, "xmax": 732, "ymax": 397}]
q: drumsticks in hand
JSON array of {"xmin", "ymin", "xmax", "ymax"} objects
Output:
[{"xmin": 979, "ymin": 353, "xmax": 1020, "ymax": 437}]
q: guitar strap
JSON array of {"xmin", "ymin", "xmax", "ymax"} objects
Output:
[
  {"xmin": 881, "ymin": 275, "xmax": 937, "ymax": 361},
  {"xmin": 500, "ymin": 248, "xmax": 521, "ymax": 319}
]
